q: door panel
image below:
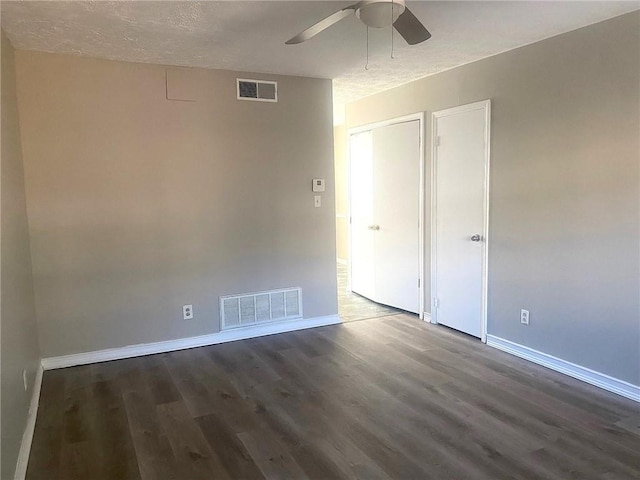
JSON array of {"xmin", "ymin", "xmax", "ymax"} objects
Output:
[
  {"xmin": 434, "ymin": 104, "xmax": 488, "ymax": 338},
  {"xmin": 349, "ymin": 120, "xmax": 420, "ymax": 314},
  {"xmin": 373, "ymin": 121, "xmax": 420, "ymax": 312},
  {"xmin": 350, "ymin": 131, "xmax": 375, "ymax": 300}
]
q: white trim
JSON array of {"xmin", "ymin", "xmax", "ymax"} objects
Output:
[
  {"xmin": 481, "ymin": 101, "xmax": 491, "ymax": 343},
  {"xmin": 336, "ymin": 258, "xmax": 348, "ymax": 265},
  {"xmin": 348, "ymin": 113, "xmax": 424, "ymax": 135},
  {"xmin": 41, "ymin": 315, "xmax": 341, "ymax": 370},
  {"xmin": 422, "ymin": 312, "xmax": 432, "ymax": 322},
  {"xmin": 14, "ymin": 364, "xmax": 44, "ymax": 480},
  {"xmin": 431, "ymin": 100, "xmax": 491, "ymax": 342},
  {"xmin": 347, "ymin": 112, "xmax": 425, "ymax": 317},
  {"xmin": 429, "ymin": 111, "xmax": 438, "ymax": 328},
  {"xmin": 417, "ymin": 112, "xmax": 426, "ymax": 321},
  {"xmin": 486, "ymin": 335, "xmax": 640, "ymax": 403}
]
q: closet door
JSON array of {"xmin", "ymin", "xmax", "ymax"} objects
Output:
[
  {"xmin": 349, "ymin": 130, "xmax": 375, "ymax": 300},
  {"xmin": 432, "ymin": 101, "xmax": 490, "ymax": 338},
  {"xmin": 350, "ymin": 120, "xmax": 420, "ymax": 314}
]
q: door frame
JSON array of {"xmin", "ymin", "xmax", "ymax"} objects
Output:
[
  {"xmin": 347, "ymin": 112, "xmax": 426, "ymax": 319},
  {"xmin": 430, "ymin": 100, "xmax": 491, "ymax": 342}
]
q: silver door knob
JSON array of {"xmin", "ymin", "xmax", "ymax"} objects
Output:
[
  {"xmin": 470, "ymin": 234, "xmax": 481, "ymax": 242},
  {"xmin": 368, "ymin": 225, "xmax": 380, "ymax": 231}
]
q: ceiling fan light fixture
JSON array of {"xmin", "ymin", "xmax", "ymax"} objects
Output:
[
  {"xmin": 356, "ymin": 0, "xmax": 406, "ymax": 28},
  {"xmin": 285, "ymin": 0, "xmax": 430, "ymax": 46}
]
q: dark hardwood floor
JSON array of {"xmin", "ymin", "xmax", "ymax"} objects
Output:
[{"xmin": 27, "ymin": 314, "xmax": 640, "ymax": 479}]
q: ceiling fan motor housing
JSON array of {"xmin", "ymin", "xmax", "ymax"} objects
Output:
[{"xmin": 356, "ymin": 0, "xmax": 406, "ymax": 28}]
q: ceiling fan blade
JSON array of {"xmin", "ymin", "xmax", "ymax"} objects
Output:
[
  {"xmin": 286, "ymin": 5, "xmax": 356, "ymax": 45},
  {"xmin": 393, "ymin": 7, "xmax": 431, "ymax": 45}
]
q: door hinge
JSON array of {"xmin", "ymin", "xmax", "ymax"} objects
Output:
[
  {"xmin": 418, "ymin": 278, "xmax": 421, "ymax": 288},
  {"xmin": 433, "ymin": 297, "xmax": 439, "ymax": 308}
]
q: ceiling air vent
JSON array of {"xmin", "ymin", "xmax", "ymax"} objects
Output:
[{"xmin": 237, "ymin": 78, "xmax": 278, "ymax": 102}]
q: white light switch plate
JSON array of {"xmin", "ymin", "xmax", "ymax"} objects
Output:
[{"xmin": 314, "ymin": 195, "xmax": 321, "ymax": 207}]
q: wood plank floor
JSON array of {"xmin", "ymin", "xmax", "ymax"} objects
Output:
[{"xmin": 27, "ymin": 314, "xmax": 640, "ymax": 479}]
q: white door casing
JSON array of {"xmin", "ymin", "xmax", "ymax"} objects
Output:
[
  {"xmin": 349, "ymin": 114, "xmax": 425, "ymax": 316},
  {"xmin": 431, "ymin": 100, "xmax": 490, "ymax": 341}
]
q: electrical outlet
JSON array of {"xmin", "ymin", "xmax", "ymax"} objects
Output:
[
  {"xmin": 520, "ymin": 309, "xmax": 530, "ymax": 325},
  {"xmin": 23, "ymin": 370, "xmax": 28, "ymax": 391},
  {"xmin": 182, "ymin": 304, "xmax": 194, "ymax": 320}
]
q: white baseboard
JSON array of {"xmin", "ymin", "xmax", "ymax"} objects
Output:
[
  {"xmin": 486, "ymin": 335, "xmax": 640, "ymax": 403},
  {"xmin": 42, "ymin": 315, "xmax": 342, "ymax": 370},
  {"xmin": 14, "ymin": 364, "xmax": 44, "ymax": 480},
  {"xmin": 422, "ymin": 312, "xmax": 432, "ymax": 322}
]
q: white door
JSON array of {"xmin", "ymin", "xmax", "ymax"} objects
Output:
[
  {"xmin": 349, "ymin": 131, "xmax": 375, "ymax": 300},
  {"xmin": 432, "ymin": 100, "xmax": 490, "ymax": 339},
  {"xmin": 350, "ymin": 119, "xmax": 421, "ymax": 314}
]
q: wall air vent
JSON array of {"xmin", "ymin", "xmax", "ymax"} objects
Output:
[
  {"xmin": 237, "ymin": 78, "xmax": 278, "ymax": 102},
  {"xmin": 220, "ymin": 287, "xmax": 302, "ymax": 330}
]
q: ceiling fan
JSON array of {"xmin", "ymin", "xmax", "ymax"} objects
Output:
[{"xmin": 286, "ymin": 0, "xmax": 431, "ymax": 46}]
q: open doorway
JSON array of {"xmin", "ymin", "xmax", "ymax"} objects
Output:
[
  {"xmin": 336, "ymin": 261, "xmax": 400, "ymax": 322},
  {"xmin": 335, "ymin": 125, "xmax": 399, "ymax": 322},
  {"xmin": 334, "ymin": 114, "xmax": 425, "ymax": 322}
]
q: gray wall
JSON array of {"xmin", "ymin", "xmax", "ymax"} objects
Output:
[
  {"xmin": 15, "ymin": 51, "xmax": 337, "ymax": 358},
  {"xmin": 1, "ymin": 30, "xmax": 41, "ymax": 479},
  {"xmin": 346, "ymin": 12, "xmax": 640, "ymax": 385}
]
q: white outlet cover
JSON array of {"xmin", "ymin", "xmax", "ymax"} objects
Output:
[{"xmin": 183, "ymin": 304, "xmax": 194, "ymax": 320}]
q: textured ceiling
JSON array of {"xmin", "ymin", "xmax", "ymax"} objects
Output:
[{"xmin": 2, "ymin": 1, "xmax": 638, "ymax": 123}]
